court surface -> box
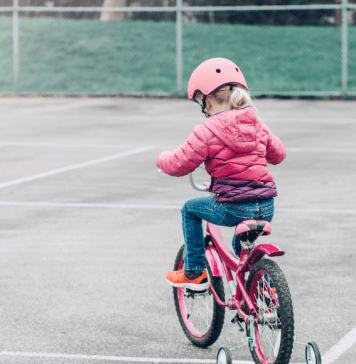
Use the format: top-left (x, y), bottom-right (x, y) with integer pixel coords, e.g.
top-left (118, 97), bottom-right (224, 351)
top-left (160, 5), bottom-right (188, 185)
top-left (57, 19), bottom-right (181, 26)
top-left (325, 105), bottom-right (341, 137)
top-left (0, 97), bottom-right (355, 364)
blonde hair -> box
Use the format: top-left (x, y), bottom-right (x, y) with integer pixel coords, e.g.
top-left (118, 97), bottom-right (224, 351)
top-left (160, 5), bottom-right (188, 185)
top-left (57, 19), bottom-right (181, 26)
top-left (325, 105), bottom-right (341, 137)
top-left (210, 84), bottom-right (258, 114)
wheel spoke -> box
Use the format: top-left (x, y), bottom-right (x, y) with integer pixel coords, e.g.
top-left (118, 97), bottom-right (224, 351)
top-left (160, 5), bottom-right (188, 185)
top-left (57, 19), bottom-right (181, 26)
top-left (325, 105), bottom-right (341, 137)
top-left (174, 248), bottom-right (225, 347)
top-left (246, 260), bottom-right (294, 364)
top-left (196, 294), bottom-right (213, 320)
top-left (192, 297), bottom-right (210, 329)
top-left (255, 274), bottom-right (281, 362)
top-left (183, 289), bottom-right (214, 334)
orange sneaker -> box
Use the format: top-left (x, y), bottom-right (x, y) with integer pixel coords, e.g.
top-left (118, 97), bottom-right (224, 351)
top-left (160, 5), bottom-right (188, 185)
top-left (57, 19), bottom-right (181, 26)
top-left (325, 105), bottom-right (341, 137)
top-left (166, 269), bottom-right (209, 291)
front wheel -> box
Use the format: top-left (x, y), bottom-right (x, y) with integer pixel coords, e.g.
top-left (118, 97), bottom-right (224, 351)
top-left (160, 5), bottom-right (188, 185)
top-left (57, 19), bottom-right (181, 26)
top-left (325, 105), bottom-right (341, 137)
top-left (173, 244), bottom-right (225, 347)
top-left (246, 259), bottom-right (294, 364)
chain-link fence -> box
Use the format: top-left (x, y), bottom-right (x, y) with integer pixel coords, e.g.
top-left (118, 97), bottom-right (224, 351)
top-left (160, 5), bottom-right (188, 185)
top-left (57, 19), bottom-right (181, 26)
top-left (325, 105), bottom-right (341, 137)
top-left (0, 0), bottom-right (355, 97)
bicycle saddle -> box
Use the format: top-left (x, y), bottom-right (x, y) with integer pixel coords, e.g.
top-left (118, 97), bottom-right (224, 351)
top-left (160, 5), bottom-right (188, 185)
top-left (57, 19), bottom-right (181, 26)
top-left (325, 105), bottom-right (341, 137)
top-left (235, 219), bottom-right (272, 243)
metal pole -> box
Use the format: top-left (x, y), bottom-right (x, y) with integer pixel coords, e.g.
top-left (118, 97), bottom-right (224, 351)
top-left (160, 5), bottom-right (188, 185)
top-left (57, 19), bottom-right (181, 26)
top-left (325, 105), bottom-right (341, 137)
top-left (341, 0), bottom-right (348, 95)
top-left (13, 0), bottom-right (19, 92)
top-left (176, 0), bottom-right (183, 95)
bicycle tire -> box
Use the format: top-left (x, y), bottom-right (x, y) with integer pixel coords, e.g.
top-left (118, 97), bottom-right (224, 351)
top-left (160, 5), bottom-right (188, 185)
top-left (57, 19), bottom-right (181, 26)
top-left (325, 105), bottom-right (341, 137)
top-left (246, 259), bottom-right (294, 364)
top-left (173, 244), bottom-right (225, 347)
top-left (305, 342), bottom-right (322, 364)
top-left (217, 347), bottom-right (233, 364)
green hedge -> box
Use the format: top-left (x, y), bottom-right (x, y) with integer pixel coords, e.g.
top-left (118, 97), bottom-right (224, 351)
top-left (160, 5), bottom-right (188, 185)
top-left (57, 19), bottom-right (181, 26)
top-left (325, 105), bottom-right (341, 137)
top-left (0, 16), bottom-right (355, 95)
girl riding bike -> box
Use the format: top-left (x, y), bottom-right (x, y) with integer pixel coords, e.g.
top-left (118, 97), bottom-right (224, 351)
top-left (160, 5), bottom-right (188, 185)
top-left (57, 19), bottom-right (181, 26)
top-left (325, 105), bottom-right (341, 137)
top-left (156, 57), bottom-right (286, 291)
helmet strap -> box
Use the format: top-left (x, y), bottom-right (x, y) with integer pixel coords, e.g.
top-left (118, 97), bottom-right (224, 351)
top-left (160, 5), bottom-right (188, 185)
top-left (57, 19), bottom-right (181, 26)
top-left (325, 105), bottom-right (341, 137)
top-left (193, 93), bottom-right (210, 118)
top-left (201, 95), bottom-right (210, 118)
top-left (200, 85), bottom-right (234, 117)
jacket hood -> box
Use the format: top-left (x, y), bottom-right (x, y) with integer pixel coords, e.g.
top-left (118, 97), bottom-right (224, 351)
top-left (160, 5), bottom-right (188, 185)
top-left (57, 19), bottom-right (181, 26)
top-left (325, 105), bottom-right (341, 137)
top-left (204, 107), bottom-right (261, 154)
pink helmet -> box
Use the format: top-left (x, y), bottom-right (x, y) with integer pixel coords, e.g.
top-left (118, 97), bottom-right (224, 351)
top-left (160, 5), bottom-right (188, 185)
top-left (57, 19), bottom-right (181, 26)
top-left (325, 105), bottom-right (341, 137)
top-left (187, 58), bottom-right (248, 100)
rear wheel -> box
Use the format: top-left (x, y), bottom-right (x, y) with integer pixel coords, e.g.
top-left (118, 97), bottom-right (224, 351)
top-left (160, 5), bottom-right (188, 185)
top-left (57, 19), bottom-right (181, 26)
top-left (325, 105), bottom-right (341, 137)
top-left (246, 259), bottom-right (294, 364)
top-left (173, 244), bottom-right (225, 347)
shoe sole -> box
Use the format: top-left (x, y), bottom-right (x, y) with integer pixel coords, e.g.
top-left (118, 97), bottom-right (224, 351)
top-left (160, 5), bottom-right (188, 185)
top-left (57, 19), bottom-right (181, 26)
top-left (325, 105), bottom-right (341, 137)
top-left (166, 278), bottom-right (209, 291)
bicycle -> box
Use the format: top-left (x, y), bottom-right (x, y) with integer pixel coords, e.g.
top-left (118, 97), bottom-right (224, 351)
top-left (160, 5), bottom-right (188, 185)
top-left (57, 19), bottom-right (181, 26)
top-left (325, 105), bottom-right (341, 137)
top-left (170, 172), bottom-right (322, 364)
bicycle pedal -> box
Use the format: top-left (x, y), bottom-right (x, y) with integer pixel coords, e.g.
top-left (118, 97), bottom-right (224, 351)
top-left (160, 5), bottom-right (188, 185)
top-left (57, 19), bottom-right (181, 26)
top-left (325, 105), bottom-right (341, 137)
top-left (231, 315), bottom-right (244, 332)
top-left (237, 321), bottom-right (244, 332)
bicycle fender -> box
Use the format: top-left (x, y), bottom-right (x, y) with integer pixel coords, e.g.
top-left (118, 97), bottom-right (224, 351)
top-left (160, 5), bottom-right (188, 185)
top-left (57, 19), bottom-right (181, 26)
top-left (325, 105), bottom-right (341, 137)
top-left (239, 244), bottom-right (285, 274)
top-left (205, 246), bottom-right (224, 277)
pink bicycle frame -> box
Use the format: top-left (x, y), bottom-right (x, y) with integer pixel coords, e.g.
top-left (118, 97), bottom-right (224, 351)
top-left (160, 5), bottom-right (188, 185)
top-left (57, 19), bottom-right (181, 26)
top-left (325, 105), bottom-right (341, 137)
top-left (205, 222), bottom-right (285, 323)
top-left (186, 172), bottom-right (284, 324)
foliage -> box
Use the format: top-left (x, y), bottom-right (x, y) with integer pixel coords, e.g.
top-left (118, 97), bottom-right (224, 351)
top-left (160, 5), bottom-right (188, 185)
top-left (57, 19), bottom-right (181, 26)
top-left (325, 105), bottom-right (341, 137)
top-left (0, 0), bottom-right (346, 25)
top-left (0, 16), bottom-right (355, 95)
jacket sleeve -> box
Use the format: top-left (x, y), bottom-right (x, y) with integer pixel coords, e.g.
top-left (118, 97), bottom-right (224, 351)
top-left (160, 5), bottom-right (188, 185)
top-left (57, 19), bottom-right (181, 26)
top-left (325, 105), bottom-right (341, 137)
top-left (261, 120), bottom-right (286, 165)
top-left (156, 124), bottom-right (208, 177)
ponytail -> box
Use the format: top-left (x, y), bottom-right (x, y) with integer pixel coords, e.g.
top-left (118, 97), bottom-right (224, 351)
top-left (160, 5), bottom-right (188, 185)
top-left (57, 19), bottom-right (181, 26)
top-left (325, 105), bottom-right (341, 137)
top-left (229, 86), bottom-right (258, 113)
top-left (209, 84), bottom-right (258, 114)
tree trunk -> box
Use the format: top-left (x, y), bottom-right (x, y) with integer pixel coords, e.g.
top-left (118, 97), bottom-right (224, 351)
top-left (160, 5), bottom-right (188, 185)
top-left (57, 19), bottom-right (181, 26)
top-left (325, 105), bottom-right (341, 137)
top-left (100, 0), bottom-right (126, 21)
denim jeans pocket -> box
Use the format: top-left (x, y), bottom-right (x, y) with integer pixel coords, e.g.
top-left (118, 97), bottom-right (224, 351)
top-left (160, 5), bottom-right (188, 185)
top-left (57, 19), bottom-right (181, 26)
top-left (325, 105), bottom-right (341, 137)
top-left (260, 211), bottom-right (274, 221)
top-left (219, 205), bottom-right (255, 226)
top-left (223, 204), bottom-right (256, 218)
top-left (213, 200), bottom-right (224, 212)
top-left (258, 204), bottom-right (274, 220)
top-left (260, 203), bottom-right (274, 213)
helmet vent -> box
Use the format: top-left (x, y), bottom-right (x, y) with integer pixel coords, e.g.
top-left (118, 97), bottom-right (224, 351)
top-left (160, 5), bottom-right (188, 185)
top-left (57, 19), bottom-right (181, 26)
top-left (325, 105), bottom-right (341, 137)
top-left (236, 68), bottom-right (239, 72)
top-left (216, 69), bottom-right (221, 73)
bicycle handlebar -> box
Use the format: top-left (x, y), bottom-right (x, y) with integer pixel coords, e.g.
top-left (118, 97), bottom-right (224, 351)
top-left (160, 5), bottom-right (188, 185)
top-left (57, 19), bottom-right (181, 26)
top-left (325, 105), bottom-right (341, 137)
top-left (158, 168), bottom-right (207, 192)
top-left (188, 173), bottom-right (207, 192)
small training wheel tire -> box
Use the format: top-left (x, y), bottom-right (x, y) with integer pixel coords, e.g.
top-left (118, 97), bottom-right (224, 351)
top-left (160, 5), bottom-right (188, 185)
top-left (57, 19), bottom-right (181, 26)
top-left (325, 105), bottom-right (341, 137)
top-left (305, 342), bottom-right (322, 364)
top-left (216, 347), bottom-right (232, 364)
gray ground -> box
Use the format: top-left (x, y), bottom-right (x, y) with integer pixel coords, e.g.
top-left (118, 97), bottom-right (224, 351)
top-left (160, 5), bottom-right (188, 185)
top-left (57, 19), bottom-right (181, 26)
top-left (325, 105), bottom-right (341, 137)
top-left (0, 97), bottom-right (355, 364)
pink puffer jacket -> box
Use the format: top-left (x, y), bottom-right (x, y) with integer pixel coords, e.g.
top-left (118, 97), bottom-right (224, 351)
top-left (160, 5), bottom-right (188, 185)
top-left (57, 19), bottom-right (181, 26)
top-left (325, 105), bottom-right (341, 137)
top-left (156, 107), bottom-right (286, 182)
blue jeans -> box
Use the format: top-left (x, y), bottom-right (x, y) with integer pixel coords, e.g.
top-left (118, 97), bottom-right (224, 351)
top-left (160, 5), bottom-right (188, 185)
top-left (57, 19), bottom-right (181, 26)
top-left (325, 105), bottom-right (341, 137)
top-left (181, 196), bottom-right (274, 271)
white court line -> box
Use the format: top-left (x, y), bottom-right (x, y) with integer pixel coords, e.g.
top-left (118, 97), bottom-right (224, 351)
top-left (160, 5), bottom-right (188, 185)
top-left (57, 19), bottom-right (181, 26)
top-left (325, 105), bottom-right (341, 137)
top-left (287, 147), bottom-right (356, 153)
top-left (322, 326), bottom-right (356, 364)
top-left (0, 142), bottom-right (355, 153)
top-left (0, 147), bottom-right (154, 190)
top-left (278, 208), bottom-right (356, 215)
top-left (0, 202), bottom-right (355, 215)
top-left (0, 100), bottom-right (106, 116)
top-left (0, 352), bottom-right (304, 364)
top-left (0, 141), bottom-right (141, 149)
top-left (0, 202), bottom-right (182, 209)
top-left (266, 117), bottom-right (356, 124)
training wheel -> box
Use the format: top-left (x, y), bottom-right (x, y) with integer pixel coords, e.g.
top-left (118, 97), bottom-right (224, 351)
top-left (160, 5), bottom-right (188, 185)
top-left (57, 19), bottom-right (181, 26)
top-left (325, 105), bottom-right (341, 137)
top-left (216, 347), bottom-right (232, 364)
top-left (305, 342), bottom-right (322, 364)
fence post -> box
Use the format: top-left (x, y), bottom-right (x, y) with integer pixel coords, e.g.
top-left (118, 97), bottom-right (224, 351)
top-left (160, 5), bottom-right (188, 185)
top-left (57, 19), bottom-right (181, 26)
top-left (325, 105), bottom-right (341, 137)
top-left (13, 0), bottom-right (19, 92)
top-left (341, 0), bottom-right (348, 95)
top-left (176, 0), bottom-right (183, 95)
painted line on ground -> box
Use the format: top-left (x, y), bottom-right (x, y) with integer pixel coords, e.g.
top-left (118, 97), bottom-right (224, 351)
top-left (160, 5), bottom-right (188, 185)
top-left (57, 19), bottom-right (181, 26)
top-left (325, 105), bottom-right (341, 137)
top-left (0, 146), bottom-right (154, 190)
top-left (287, 147), bottom-right (356, 153)
top-left (322, 326), bottom-right (356, 364)
top-left (0, 202), bottom-right (355, 215)
top-left (0, 142), bottom-right (355, 153)
top-left (0, 99), bottom-right (108, 116)
top-left (0, 202), bottom-right (182, 209)
top-left (278, 207), bottom-right (356, 214)
top-left (265, 117), bottom-right (356, 124)
top-left (0, 352), bottom-right (304, 364)
top-left (0, 141), bottom-right (141, 149)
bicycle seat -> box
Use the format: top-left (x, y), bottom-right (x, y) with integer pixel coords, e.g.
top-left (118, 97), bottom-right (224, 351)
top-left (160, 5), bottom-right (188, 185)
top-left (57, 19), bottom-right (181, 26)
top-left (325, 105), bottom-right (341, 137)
top-left (235, 219), bottom-right (272, 243)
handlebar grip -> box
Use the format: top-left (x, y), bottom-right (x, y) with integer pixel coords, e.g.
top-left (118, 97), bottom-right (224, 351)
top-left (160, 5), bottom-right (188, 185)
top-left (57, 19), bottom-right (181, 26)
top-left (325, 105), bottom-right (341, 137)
top-left (189, 173), bottom-right (207, 191)
top-left (158, 169), bottom-right (207, 192)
